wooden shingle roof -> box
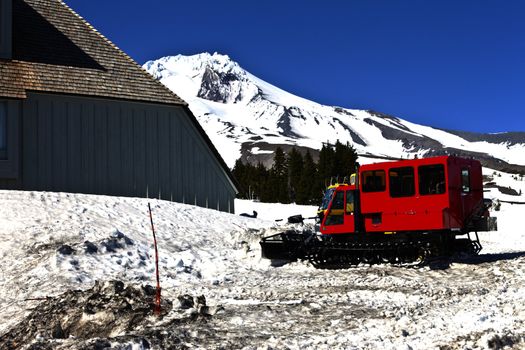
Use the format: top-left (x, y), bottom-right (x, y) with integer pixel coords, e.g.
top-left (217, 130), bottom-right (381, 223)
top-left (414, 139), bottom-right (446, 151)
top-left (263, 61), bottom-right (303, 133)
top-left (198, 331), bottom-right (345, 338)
top-left (0, 0), bottom-right (185, 105)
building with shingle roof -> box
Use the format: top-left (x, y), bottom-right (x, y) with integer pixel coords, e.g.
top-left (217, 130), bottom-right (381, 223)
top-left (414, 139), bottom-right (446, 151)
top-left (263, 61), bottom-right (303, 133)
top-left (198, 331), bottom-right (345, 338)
top-left (0, 0), bottom-right (238, 212)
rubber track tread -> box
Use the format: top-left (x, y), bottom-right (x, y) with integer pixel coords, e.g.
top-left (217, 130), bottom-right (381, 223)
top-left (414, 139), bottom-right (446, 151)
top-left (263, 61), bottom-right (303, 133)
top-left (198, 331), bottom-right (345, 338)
top-left (305, 235), bottom-right (476, 269)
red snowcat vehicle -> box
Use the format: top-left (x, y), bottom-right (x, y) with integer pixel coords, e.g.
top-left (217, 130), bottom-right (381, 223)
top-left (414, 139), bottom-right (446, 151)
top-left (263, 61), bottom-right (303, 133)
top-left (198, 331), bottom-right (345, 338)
top-left (260, 155), bottom-right (497, 267)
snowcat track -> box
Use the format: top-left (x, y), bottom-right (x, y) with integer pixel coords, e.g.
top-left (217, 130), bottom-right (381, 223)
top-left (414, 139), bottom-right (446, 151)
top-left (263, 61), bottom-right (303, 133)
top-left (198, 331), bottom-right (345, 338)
top-left (306, 237), bottom-right (435, 269)
top-left (260, 231), bottom-right (482, 269)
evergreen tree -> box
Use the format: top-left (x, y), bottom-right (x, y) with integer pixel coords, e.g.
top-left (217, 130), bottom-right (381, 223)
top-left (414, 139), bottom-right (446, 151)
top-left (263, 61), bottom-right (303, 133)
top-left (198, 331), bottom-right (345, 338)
top-left (334, 140), bottom-right (358, 179)
top-left (287, 148), bottom-right (304, 203)
top-left (232, 159), bottom-right (271, 201)
top-left (297, 150), bottom-right (317, 204)
top-left (318, 143), bottom-right (335, 187)
top-left (255, 162), bottom-right (270, 202)
top-left (272, 147), bottom-right (287, 177)
top-left (232, 159), bottom-right (247, 198)
top-left (231, 141), bottom-right (357, 204)
top-left (243, 162), bottom-right (258, 200)
top-left (270, 147), bottom-right (289, 203)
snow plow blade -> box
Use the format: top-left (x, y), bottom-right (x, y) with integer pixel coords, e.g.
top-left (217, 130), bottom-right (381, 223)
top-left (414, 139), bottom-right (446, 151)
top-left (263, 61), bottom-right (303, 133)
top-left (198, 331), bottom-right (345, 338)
top-left (260, 230), bottom-right (312, 261)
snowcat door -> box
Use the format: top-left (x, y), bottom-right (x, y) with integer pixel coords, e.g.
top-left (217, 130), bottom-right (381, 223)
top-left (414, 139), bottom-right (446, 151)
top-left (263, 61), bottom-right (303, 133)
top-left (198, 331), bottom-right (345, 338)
top-left (321, 189), bottom-right (355, 235)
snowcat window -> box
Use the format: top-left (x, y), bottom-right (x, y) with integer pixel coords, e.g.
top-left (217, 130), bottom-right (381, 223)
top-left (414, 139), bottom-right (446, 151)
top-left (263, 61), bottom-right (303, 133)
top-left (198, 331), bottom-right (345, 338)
top-left (461, 169), bottom-right (470, 193)
top-left (361, 170), bottom-right (386, 192)
top-left (345, 190), bottom-right (354, 214)
top-left (325, 191), bottom-right (344, 225)
top-left (419, 164), bottom-right (446, 195)
top-left (389, 167), bottom-right (415, 198)
top-left (320, 187), bottom-right (335, 211)
top-left (0, 102), bottom-right (6, 160)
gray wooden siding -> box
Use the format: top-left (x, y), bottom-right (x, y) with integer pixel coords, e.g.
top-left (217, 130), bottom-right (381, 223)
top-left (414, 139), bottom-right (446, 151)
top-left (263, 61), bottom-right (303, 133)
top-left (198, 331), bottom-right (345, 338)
top-left (0, 99), bottom-right (20, 179)
top-left (18, 92), bottom-right (236, 212)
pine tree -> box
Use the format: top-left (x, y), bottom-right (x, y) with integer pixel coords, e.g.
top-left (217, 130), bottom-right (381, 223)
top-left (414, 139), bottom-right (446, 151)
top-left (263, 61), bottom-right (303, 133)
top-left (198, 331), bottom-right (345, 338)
top-left (287, 148), bottom-right (304, 203)
top-left (254, 162), bottom-right (269, 201)
top-left (332, 140), bottom-right (344, 178)
top-left (232, 159), bottom-right (247, 198)
top-left (318, 143), bottom-right (335, 187)
top-left (244, 162), bottom-right (258, 200)
top-left (334, 140), bottom-right (358, 179)
top-left (232, 159), bottom-right (272, 201)
top-left (231, 141), bottom-right (357, 204)
top-left (272, 147), bottom-right (286, 176)
top-left (271, 147), bottom-right (289, 203)
top-left (297, 150), bottom-right (317, 204)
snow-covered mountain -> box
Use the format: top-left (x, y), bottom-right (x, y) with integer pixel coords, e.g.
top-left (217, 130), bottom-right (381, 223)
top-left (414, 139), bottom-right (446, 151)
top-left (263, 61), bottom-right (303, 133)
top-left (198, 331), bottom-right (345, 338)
top-left (143, 53), bottom-right (525, 172)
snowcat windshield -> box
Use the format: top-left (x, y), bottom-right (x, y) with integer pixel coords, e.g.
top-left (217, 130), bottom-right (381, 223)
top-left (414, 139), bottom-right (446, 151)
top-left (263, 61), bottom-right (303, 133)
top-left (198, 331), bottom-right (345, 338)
top-left (319, 188), bottom-right (336, 211)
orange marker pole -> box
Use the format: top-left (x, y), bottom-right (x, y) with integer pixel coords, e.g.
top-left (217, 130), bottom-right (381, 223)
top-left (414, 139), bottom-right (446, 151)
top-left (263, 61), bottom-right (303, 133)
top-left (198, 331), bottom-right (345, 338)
top-left (148, 203), bottom-right (161, 315)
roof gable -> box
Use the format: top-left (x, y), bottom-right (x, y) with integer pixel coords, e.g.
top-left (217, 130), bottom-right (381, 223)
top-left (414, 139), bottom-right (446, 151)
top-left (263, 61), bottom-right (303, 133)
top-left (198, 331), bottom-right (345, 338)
top-left (0, 0), bottom-right (185, 105)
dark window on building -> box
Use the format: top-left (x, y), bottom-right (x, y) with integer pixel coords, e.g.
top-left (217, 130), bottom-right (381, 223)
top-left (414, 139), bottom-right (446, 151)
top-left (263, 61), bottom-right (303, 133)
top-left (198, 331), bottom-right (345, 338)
top-left (0, 102), bottom-right (6, 160)
top-left (419, 164), bottom-right (446, 195)
top-left (461, 169), bottom-right (470, 193)
top-left (389, 167), bottom-right (415, 197)
top-left (345, 190), bottom-right (354, 214)
top-left (325, 191), bottom-right (344, 225)
top-left (362, 170), bottom-right (386, 192)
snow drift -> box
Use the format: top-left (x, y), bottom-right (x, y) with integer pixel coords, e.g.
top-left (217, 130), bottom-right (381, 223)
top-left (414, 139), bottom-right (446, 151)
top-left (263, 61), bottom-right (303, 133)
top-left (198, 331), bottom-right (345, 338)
top-left (0, 175), bottom-right (524, 349)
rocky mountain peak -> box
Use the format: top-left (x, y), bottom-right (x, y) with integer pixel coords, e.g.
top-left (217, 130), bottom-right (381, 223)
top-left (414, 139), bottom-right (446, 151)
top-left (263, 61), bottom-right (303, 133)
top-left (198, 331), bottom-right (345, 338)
top-left (144, 53), bottom-right (525, 172)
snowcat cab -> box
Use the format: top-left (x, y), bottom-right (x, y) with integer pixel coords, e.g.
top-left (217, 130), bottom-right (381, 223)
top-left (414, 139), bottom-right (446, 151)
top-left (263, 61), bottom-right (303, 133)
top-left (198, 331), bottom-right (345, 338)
top-left (317, 174), bottom-right (357, 221)
top-left (320, 184), bottom-right (359, 235)
top-left (260, 155), bottom-right (497, 268)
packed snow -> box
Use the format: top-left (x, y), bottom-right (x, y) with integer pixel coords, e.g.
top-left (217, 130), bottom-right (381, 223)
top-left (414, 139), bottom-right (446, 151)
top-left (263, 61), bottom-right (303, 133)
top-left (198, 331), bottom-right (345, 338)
top-left (1, 171), bottom-right (525, 349)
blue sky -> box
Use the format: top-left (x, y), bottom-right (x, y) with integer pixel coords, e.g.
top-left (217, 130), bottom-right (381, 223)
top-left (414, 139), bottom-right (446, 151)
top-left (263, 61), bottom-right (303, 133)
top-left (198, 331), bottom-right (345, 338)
top-left (66, 0), bottom-right (524, 133)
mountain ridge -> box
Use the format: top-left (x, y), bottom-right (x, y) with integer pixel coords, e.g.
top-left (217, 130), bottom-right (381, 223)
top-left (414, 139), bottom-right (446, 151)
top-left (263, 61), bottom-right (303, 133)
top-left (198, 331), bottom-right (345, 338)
top-left (144, 52), bottom-right (525, 173)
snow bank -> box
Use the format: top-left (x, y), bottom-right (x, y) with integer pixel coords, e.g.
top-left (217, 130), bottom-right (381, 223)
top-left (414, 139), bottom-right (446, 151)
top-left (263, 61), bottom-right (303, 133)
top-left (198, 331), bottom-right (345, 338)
top-left (0, 191), bottom-right (286, 335)
top-left (0, 183), bottom-right (524, 349)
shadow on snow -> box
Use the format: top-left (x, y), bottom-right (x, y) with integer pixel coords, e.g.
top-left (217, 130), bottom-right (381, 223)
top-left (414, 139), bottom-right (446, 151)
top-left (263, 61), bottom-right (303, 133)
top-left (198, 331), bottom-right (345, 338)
top-left (453, 251), bottom-right (525, 265)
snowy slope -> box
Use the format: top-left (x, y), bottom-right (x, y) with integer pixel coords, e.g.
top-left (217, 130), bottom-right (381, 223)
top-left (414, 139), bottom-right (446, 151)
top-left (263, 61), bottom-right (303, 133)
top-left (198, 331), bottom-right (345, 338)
top-left (0, 191), bottom-right (277, 334)
top-left (1, 179), bottom-right (525, 348)
top-left (1, 53), bottom-right (524, 348)
top-left (144, 53), bottom-right (525, 171)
